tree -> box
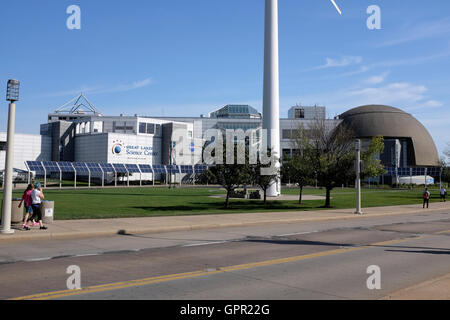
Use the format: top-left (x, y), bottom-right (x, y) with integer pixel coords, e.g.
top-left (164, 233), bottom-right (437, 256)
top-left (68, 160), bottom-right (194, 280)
top-left (361, 135), bottom-right (387, 181)
top-left (309, 119), bottom-right (356, 208)
top-left (251, 148), bottom-right (280, 204)
top-left (284, 126), bottom-right (315, 204)
top-left (445, 142), bottom-right (450, 162)
top-left (214, 143), bottom-right (251, 209)
top-left (440, 157), bottom-right (450, 187)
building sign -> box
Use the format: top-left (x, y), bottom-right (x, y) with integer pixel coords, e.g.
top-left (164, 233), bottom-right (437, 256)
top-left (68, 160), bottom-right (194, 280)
top-left (111, 139), bottom-right (159, 161)
top-left (112, 140), bottom-right (125, 156)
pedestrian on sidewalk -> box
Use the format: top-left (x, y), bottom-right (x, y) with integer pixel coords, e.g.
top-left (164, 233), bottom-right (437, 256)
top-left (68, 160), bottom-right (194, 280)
top-left (441, 186), bottom-right (447, 202)
top-left (31, 182), bottom-right (48, 230)
top-left (18, 184), bottom-right (37, 230)
top-left (423, 187), bottom-right (431, 209)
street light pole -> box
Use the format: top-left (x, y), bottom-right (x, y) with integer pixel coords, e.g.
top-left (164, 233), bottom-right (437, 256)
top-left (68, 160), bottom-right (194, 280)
top-left (1, 80), bottom-right (20, 235)
top-left (355, 139), bottom-right (363, 215)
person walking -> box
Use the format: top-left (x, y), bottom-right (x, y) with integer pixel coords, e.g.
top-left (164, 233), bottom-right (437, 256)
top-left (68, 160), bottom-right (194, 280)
top-left (423, 187), bottom-right (431, 209)
top-left (18, 184), bottom-right (38, 230)
top-left (31, 182), bottom-right (47, 230)
top-left (441, 186), bottom-right (447, 202)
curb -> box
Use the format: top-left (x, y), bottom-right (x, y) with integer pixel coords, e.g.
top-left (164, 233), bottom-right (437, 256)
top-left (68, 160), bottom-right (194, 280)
top-left (1, 205), bottom-right (447, 243)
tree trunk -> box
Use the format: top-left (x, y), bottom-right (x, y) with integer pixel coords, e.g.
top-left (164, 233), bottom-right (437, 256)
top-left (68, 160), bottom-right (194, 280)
top-left (225, 191), bottom-right (230, 209)
top-left (264, 189), bottom-right (267, 205)
top-left (298, 185), bottom-right (303, 204)
top-left (325, 187), bottom-right (332, 208)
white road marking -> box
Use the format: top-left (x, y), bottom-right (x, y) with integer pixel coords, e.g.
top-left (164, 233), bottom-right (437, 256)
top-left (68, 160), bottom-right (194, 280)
top-left (277, 231), bottom-right (319, 237)
top-left (183, 241), bottom-right (229, 247)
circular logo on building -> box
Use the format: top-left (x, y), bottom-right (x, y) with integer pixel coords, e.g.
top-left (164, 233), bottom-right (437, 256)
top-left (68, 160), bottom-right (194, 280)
top-left (112, 140), bottom-right (124, 156)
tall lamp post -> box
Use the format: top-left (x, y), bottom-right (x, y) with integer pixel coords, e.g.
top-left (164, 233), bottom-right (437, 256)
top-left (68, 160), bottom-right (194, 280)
top-left (1, 79), bottom-right (20, 235)
top-left (355, 139), bottom-right (363, 215)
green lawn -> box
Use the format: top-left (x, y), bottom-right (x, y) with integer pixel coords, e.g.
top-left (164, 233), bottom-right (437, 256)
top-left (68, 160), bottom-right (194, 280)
top-left (0, 186), bottom-right (441, 220)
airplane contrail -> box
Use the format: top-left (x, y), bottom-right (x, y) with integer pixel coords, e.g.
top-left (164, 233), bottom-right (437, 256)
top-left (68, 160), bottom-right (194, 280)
top-left (330, 0), bottom-right (342, 15)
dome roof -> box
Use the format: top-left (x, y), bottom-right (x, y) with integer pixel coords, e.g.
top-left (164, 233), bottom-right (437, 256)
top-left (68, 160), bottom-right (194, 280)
top-left (339, 105), bottom-right (439, 166)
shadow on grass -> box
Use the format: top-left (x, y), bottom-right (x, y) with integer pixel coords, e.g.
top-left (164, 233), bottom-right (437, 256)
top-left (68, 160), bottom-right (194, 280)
top-left (133, 201), bottom-right (320, 213)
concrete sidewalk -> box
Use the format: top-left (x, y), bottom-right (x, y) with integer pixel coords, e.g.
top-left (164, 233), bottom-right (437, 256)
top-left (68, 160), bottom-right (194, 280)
top-left (382, 273), bottom-right (450, 300)
top-left (1, 202), bottom-right (449, 243)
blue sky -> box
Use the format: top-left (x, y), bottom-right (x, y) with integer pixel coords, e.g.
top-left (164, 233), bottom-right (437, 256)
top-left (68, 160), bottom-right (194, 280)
top-left (1, 0), bottom-right (449, 156)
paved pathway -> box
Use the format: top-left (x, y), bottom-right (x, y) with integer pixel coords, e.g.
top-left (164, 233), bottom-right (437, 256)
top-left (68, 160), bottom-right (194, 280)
top-left (1, 202), bottom-right (448, 243)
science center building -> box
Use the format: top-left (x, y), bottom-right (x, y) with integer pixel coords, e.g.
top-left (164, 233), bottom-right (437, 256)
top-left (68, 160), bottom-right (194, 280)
top-left (0, 94), bottom-right (441, 184)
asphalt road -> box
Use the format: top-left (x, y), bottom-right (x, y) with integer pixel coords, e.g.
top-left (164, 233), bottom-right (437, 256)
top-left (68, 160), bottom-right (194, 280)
top-left (1, 210), bottom-right (449, 300)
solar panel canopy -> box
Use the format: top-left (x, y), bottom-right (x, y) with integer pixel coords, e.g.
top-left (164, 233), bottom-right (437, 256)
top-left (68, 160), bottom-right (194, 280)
top-left (138, 164), bottom-right (153, 173)
top-left (125, 164), bottom-right (140, 173)
top-left (26, 161), bottom-right (45, 173)
top-left (113, 164), bottom-right (128, 173)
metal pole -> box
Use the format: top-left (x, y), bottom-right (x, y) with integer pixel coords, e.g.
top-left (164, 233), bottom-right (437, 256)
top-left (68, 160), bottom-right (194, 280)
top-left (263, 0), bottom-right (281, 197)
top-left (1, 102), bottom-right (16, 234)
top-left (410, 168), bottom-right (413, 189)
top-left (355, 139), bottom-right (362, 215)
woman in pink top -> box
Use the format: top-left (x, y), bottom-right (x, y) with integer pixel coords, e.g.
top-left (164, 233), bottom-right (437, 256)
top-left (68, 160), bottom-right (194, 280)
top-left (18, 184), bottom-right (37, 230)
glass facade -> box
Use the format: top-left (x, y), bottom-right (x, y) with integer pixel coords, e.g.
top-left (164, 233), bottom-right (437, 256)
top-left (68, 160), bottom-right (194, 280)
top-left (139, 122), bottom-right (159, 135)
top-left (210, 105), bottom-right (261, 119)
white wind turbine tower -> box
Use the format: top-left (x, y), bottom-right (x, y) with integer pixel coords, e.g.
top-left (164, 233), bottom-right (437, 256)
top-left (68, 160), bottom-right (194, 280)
top-left (262, 0), bottom-right (281, 197)
top-left (262, 0), bottom-right (342, 197)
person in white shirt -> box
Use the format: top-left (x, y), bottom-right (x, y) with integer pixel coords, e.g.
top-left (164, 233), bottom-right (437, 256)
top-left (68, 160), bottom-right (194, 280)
top-left (31, 182), bottom-right (47, 230)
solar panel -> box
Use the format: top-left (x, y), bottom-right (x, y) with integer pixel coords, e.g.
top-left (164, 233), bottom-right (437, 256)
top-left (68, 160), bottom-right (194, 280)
top-left (180, 165), bottom-right (194, 174)
top-left (26, 161), bottom-right (45, 173)
top-left (125, 164), bottom-right (140, 173)
top-left (112, 164), bottom-right (128, 173)
top-left (138, 164), bottom-right (153, 173)
top-left (86, 163), bottom-right (103, 173)
top-left (73, 162), bottom-right (89, 173)
top-left (152, 165), bottom-right (166, 174)
top-left (194, 164), bottom-right (208, 174)
top-left (99, 163), bottom-right (115, 173)
top-left (42, 161), bottom-right (60, 173)
top-left (58, 162), bottom-right (75, 173)
top-left (166, 165), bottom-right (180, 174)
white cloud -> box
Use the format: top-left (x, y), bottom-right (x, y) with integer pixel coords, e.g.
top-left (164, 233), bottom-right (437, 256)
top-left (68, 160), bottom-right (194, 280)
top-left (311, 56), bottom-right (362, 70)
top-left (378, 17), bottom-right (450, 47)
top-left (423, 100), bottom-right (444, 108)
top-left (41, 78), bottom-right (154, 97)
top-left (347, 82), bottom-right (428, 106)
top-left (364, 72), bottom-right (390, 85)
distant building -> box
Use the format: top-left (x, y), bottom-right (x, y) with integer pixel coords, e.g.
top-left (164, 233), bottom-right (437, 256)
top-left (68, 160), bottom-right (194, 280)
top-left (2, 94), bottom-right (440, 186)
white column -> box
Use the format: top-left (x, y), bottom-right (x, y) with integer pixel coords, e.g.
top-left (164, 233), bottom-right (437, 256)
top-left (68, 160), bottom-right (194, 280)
top-left (1, 103), bottom-right (16, 234)
top-left (263, 0), bottom-right (281, 197)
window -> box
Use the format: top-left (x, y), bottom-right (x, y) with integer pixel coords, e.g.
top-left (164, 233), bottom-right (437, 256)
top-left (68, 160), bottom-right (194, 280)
top-left (188, 131), bottom-right (193, 139)
top-left (139, 122), bottom-right (156, 135)
top-left (146, 123), bottom-right (155, 134)
top-left (139, 122), bottom-right (146, 134)
top-left (295, 108), bottom-right (305, 119)
top-left (282, 130), bottom-right (292, 140)
top-left (0, 142), bottom-right (6, 151)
